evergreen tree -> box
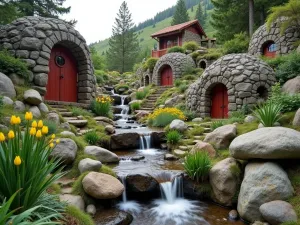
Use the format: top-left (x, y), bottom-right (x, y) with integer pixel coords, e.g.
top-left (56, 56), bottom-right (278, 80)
top-left (171, 0), bottom-right (190, 26)
top-left (106, 1), bottom-right (139, 73)
top-left (195, 2), bottom-right (206, 25)
top-left (191, 5), bottom-right (194, 12)
top-left (0, 0), bottom-right (19, 25)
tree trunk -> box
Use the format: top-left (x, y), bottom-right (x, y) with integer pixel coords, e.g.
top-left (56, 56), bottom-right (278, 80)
top-left (249, 0), bottom-right (254, 37)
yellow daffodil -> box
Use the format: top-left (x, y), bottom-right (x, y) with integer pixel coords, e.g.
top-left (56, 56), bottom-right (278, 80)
top-left (42, 126), bottom-right (48, 135)
top-left (56, 139), bottom-right (60, 144)
top-left (0, 132), bottom-right (5, 142)
top-left (30, 127), bottom-right (36, 136)
top-left (49, 143), bottom-right (54, 148)
top-left (32, 120), bottom-right (37, 128)
top-left (25, 112), bottom-right (33, 121)
top-left (36, 130), bottom-right (42, 138)
top-left (51, 134), bottom-right (55, 139)
top-left (8, 130), bottom-right (15, 139)
top-left (14, 156), bottom-right (21, 166)
top-left (37, 120), bottom-right (43, 128)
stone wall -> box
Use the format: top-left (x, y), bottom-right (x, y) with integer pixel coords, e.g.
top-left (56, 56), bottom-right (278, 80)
top-left (182, 30), bottom-right (202, 46)
top-left (0, 16), bottom-right (96, 103)
top-left (248, 21), bottom-right (300, 56)
top-left (152, 53), bottom-right (195, 86)
top-left (186, 54), bottom-right (276, 117)
top-left (197, 58), bottom-right (214, 70)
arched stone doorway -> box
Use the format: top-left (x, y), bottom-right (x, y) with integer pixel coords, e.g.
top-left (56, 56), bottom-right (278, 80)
top-left (161, 65), bottom-right (173, 86)
top-left (199, 60), bottom-right (207, 69)
top-left (145, 75), bottom-right (150, 86)
top-left (257, 86), bottom-right (268, 100)
top-left (211, 83), bottom-right (228, 119)
top-left (262, 41), bottom-right (276, 58)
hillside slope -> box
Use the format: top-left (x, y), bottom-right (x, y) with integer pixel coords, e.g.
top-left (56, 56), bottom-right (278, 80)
top-left (92, 7), bottom-right (215, 55)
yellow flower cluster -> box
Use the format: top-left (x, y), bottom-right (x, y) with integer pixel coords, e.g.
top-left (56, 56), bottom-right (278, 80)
top-left (10, 115), bottom-right (21, 125)
top-left (48, 134), bottom-right (60, 148)
top-left (30, 120), bottom-right (48, 138)
top-left (96, 96), bottom-right (113, 104)
top-left (148, 107), bottom-right (186, 120)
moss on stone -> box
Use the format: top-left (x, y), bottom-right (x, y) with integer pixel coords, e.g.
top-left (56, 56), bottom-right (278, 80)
top-left (65, 205), bottom-right (95, 225)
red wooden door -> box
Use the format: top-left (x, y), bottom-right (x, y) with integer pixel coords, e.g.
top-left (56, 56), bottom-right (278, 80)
top-left (211, 84), bottom-right (228, 119)
top-left (263, 43), bottom-right (276, 58)
top-left (45, 45), bottom-right (77, 102)
top-left (161, 66), bottom-right (173, 86)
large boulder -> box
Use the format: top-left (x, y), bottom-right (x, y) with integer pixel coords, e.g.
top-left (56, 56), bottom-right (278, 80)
top-left (78, 158), bottom-right (102, 174)
top-left (260, 201), bottom-right (297, 225)
top-left (293, 108), bottom-right (300, 126)
top-left (110, 133), bottom-right (140, 150)
top-left (14, 101), bottom-right (25, 112)
top-left (38, 102), bottom-right (49, 113)
top-left (169, 119), bottom-right (188, 132)
top-left (82, 172), bottom-right (124, 199)
top-left (230, 127), bottom-right (300, 159)
top-left (29, 106), bottom-right (41, 118)
top-left (126, 174), bottom-right (159, 193)
top-left (47, 112), bottom-right (60, 125)
top-left (237, 162), bottom-right (294, 222)
top-left (2, 96), bottom-right (13, 105)
top-left (282, 76), bottom-right (300, 94)
top-left (84, 146), bottom-right (119, 163)
top-left (190, 141), bottom-right (216, 158)
top-left (59, 194), bottom-right (85, 211)
top-left (23, 89), bottom-right (42, 105)
top-left (0, 72), bottom-right (16, 98)
top-left (204, 125), bottom-right (237, 149)
top-left (50, 138), bottom-right (78, 165)
top-left (151, 131), bottom-right (166, 148)
top-left (209, 158), bottom-right (241, 206)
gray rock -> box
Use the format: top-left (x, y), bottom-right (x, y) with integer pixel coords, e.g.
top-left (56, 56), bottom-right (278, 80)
top-left (260, 200), bottom-right (297, 225)
top-left (60, 122), bottom-right (71, 131)
top-left (51, 138), bottom-right (78, 165)
top-left (9, 74), bottom-right (25, 85)
top-left (0, 72), bottom-right (16, 98)
top-left (94, 209), bottom-right (133, 225)
top-left (24, 89), bottom-right (42, 105)
top-left (14, 101), bottom-right (25, 112)
top-left (34, 73), bottom-right (48, 86)
top-left (47, 112), bottom-right (60, 125)
top-left (169, 119), bottom-right (188, 132)
top-left (78, 158), bottom-right (102, 174)
top-left (293, 108), bottom-right (300, 126)
top-left (282, 76), bottom-right (300, 94)
top-left (244, 115), bottom-right (256, 123)
top-left (59, 194), bottom-right (85, 211)
top-left (2, 96), bottom-right (13, 105)
top-left (29, 106), bottom-right (41, 118)
top-left (230, 127), bottom-right (300, 159)
top-left (105, 125), bottom-right (115, 134)
top-left (38, 103), bottom-right (49, 113)
top-left (237, 162), bottom-right (294, 222)
top-left (192, 118), bottom-right (203, 122)
top-left (60, 131), bottom-right (75, 137)
top-left (20, 37), bottom-right (42, 50)
top-left (84, 146), bottom-right (119, 163)
top-left (164, 153), bottom-right (178, 161)
top-left (86, 204), bottom-right (96, 217)
top-left (204, 125), bottom-right (237, 149)
top-left (110, 133), bottom-right (140, 150)
top-left (229, 210), bottom-right (239, 220)
top-left (126, 173), bottom-right (159, 193)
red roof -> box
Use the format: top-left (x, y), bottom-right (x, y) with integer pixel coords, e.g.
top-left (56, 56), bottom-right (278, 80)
top-left (151, 20), bottom-right (207, 38)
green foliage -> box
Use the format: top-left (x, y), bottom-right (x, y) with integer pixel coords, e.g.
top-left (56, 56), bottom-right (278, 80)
top-left (190, 51), bottom-right (200, 60)
top-left (183, 110), bottom-right (196, 121)
top-left (115, 84), bottom-right (129, 94)
top-left (149, 113), bottom-right (179, 127)
top-left (175, 79), bottom-right (181, 87)
top-left (253, 101), bottom-right (283, 127)
top-left (223, 32), bottom-right (250, 54)
top-left (0, 1), bottom-right (20, 25)
top-left (144, 57), bottom-right (159, 72)
top-left (166, 130), bottom-right (181, 145)
top-left (84, 130), bottom-right (100, 145)
top-left (197, 49), bottom-right (223, 60)
top-left (133, 62), bottom-right (143, 73)
top-left (178, 83), bottom-right (188, 93)
top-left (90, 46), bottom-right (106, 70)
top-left (43, 120), bottom-right (57, 135)
top-left (236, 122), bottom-right (258, 135)
top-left (65, 205), bottom-right (95, 225)
top-left (183, 41), bottom-right (199, 52)
top-left (136, 87), bottom-right (150, 100)
top-left (131, 102), bottom-right (141, 111)
top-left (171, 0), bottom-right (190, 26)
top-left (195, 2), bottom-right (206, 25)
top-left (167, 46), bottom-right (185, 53)
top-left (0, 50), bottom-right (30, 80)
top-left (210, 120), bottom-right (225, 130)
top-left (228, 110), bottom-right (245, 124)
top-left (187, 126), bottom-right (204, 139)
top-left (183, 74), bottom-right (197, 80)
top-left (91, 96), bottom-right (113, 118)
top-left (184, 151), bottom-right (212, 182)
top-left (48, 183), bottom-right (61, 195)
top-left (100, 165), bottom-right (116, 177)
top-left (71, 107), bottom-right (92, 117)
top-left (72, 172), bottom-right (89, 196)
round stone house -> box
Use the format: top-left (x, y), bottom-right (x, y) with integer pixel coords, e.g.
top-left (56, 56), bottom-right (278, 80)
top-left (0, 16), bottom-right (96, 103)
top-left (152, 53), bottom-right (195, 86)
top-left (197, 58), bottom-right (214, 70)
top-left (142, 69), bottom-right (151, 86)
top-left (248, 20), bottom-right (300, 58)
top-left (186, 54), bottom-right (276, 118)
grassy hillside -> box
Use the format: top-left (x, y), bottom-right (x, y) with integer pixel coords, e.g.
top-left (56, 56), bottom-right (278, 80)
top-left (93, 7), bottom-right (215, 55)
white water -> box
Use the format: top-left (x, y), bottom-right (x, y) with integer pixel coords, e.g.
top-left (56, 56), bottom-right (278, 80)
top-left (139, 134), bottom-right (152, 150)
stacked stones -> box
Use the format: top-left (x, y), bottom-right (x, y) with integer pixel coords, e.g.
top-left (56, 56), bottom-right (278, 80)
top-left (0, 16), bottom-right (96, 103)
top-left (248, 20), bottom-right (300, 56)
top-left (186, 54), bottom-right (276, 117)
top-left (182, 29), bottom-right (202, 46)
top-left (152, 53), bottom-right (195, 86)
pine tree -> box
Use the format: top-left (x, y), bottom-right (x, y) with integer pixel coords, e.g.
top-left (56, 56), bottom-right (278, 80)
top-left (171, 0), bottom-right (190, 26)
top-left (195, 2), bottom-right (205, 26)
top-left (106, 1), bottom-right (139, 73)
top-left (0, 0), bottom-right (19, 25)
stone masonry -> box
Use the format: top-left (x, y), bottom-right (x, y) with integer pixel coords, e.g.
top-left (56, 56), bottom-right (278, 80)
top-left (0, 16), bottom-right (96, 103)
top-left (182, 30), bottom-right (202, 46)
top-left (186, 54), bottom-right (276, 117)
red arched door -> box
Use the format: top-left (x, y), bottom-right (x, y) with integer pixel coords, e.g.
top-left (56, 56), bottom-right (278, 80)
top-left (161, 66), bottom-right (173, 86)
top-left (263, 42), bottom-right (276, 58)
top-left (45, 45), bottom-right (77, 102)
top-left (211, 84), bottom-right (228, 119)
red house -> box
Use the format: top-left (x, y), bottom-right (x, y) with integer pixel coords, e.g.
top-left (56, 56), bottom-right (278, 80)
top-left (151, 20), bottom-right (207, 58)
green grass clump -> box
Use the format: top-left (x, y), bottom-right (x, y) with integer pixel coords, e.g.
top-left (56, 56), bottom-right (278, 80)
top-left (136, 87), bottom-right (150, 100)
top-left (210, 120), bottom-right (226, 130)
top-left (84, 130), bottom-right (100, 145)
top-left (166, 130), bottom-right (181, 145)
top-left (72, 172), bottom-right (89, 196)
top-left (236, 122), bottom-right (258, 135)
top-left (65, 205), bottom-right (95, 225)
top-left (253, 101), bottom-right (282, 127)
top-left (71, 107), bottom-right (92, 117)
top-left (100, 165), bottom-right (116, 177)
top-left (149, 113), bottom-right (179, 127)
top-left (183, 110), bottom-right (196, 121)
top-left (183, 41), bottom-right (199, 52)
top-left (187, 126), bottom-right (205, 138)
top-left (184, 152), bottom-right (212, 182)
top-left (167, 46), bottom-right (184, 53)
top-left (131, 102), bottom-right (141, 111)
top-left (47, 183), bottom-right (61, 195)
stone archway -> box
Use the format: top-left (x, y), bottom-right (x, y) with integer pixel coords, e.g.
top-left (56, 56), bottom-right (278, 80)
top-left (198, 59), bottom-right (207, 70)
top-left (145, 75), bottom-right (150, 86)
top-left (261, 41), bottom-right (276, 58)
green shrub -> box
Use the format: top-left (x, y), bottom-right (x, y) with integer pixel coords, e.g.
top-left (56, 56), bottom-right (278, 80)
top-left (253, 101), bottom-right (283, 127)
top-left (187, 126), bottom-right (205, 137)
top-left (84, 130), bottom-right (100, 145)
top-left (183, 110), bottom-right (196, 121)
top-left (183, 41), bottom-right (199, 52)
top-left (144, 57), bottom-right (159, 72)
top-left (197, 49), bottom-right (223, 61)
top-left (71, 107), bottom-right (92, 117)
top-left (175, 79), bottom-right (181, 87)
top-left (190, 51), bottom-right (200, 60)
top-left (0, 50), bottom-right (30, 80)
top-left (183, 67), bottom-right (203, 76)
top-left (147, 108), bottom-right (186, 127)
top-left (131, 102), bottom-right (141, 111)
top-left (91, 96), bottom-right (113, 118)
top-left (228, 110), bottom-right (245, 124)
top-left (136, 87), bottom-right (150, 100)
top-left (211, 120), bottom-right (226, 130)
top-left (133, 62), bottom-right (143, 73)
top-left (166, 130), bottom-right (181, 145)
top-left (178, 84), bottom-right (188, 93)
top-left (223, 32), bottom-right (250, 54)
top-left (43, 120), bottom-right (57, 135)
top-left (184, 152), bottom-right (212, 182)
top-left (65, 205), bottom-right (95, 225)
top-left (183, 74), bottom-right (197, 80)
top-left (167, 46), bottom-right (184, 53)
top-left (115, 84), bottom-right (129, 94)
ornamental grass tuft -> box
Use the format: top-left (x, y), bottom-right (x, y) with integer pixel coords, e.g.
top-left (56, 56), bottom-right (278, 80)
top-left (147, 107), bottom-right (186, 127)
top-left (166, 130), bottom-right (181, 145)
top-left (253, 101), bottom-right (283, 127)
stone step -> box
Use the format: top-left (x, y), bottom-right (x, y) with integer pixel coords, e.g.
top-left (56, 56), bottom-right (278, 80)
top-left (60, 112), bottom-right (73, 117)
top-left (68, 120), bottom-right (88, 128)
top-left (61, 187), bottom-right (73, 194)
top-left (64, 117), bottom-right (79, 121)
top-left (49, 104), bottom-right (64, 108)
top-left (54, 108), bottom-right (69, 112)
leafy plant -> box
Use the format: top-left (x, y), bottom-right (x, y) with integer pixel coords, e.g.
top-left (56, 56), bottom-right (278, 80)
top-left (210, 120), bottom-right (226, 130)
top-left (166, 130), bottom-right (181, 145)
top-left (84, 130), bottom-right (100, 145)
top-left (183, 41), bottom-right (199, 52)
top-left (136, 87), bottom-right (150, 100)
top-left (131, 102), bottom-right (141, 111)
top-left (223, 32), bottom-right (250, 54)
top-left (253, 101), bottom-right (283, 127)
top-left (197, 49), bottom-right (223, 61)
top-left (184, 152), bottom-right (212, 182)
top-left (183, 110), bottom-right (196, 121)
top-left (91, 96), bottom-right (113, 118)
top-left (174, 79), bottom-right (181, 87)
top-left (147, 108), bottom-right (186, 127)
top-left (167, 46), bottom-right (184, 53)
top-left (144, 57), bottom-right (158, 72)
top-left (187, 126), bottom-right (205, 138)
top-left (71, 107), bottom-right (92, 117)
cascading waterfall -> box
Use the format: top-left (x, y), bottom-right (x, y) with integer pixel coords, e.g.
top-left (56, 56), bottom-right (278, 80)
top-left (139, 133), bottom-right (152, 150)
top-left (120, 96), bottom-right (129, 115)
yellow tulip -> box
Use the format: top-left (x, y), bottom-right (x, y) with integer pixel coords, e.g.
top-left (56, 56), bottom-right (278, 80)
top-left (36, 130), bottom-right (42, 138)
top-left (37, 120), bottom-right (43, 128)
top-left (42, 126), bottom-right (48, 135)
top-left (51, 134), bottom-right (55, 139)
top-left (49, 143), bottom-right (54, 148)
top-left (25, 112), bottom-right (33, 121)
top-left (0, 132), bottom-right (5, 142)
top-left (8, 130), bottom-right (15, 139)
top-left (56, 139), bottom-right (60, 144)
top-left (30, 127), bottom-right (36, 136)
top-left (14, 156), bottom-right (21, 166)
top-left (32, 120), bottom-right (37, 128)
top-left (10, 115), bottom-right (17, 125)
top-left (16, 117), bottom-right (21, 125)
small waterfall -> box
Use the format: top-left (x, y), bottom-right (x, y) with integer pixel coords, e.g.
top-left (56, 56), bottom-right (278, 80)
top-left (120, 96), bottom-right (129, 115)
top-left (111, 89), bottom-right (115, 95)
top-left (121, 176), bottom-right (127, 202)
top-left (159, 176), bottom-right (183, 204)
top-left (139, 133), bottom-right (151, 150)
top-left (121, 96), bottom-right (125, 105)
top-left (139, 135), bottom-right (145, 150)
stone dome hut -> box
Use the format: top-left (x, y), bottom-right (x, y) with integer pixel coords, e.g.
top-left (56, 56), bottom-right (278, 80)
top-left (152, 53), bottom-right (195, 86)
top-left (0, 16), bottom-right (96, 104)
top-left (186, 54), bottom-right (276, 118)
top-left (248, 20), bottom-right (300, 58)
